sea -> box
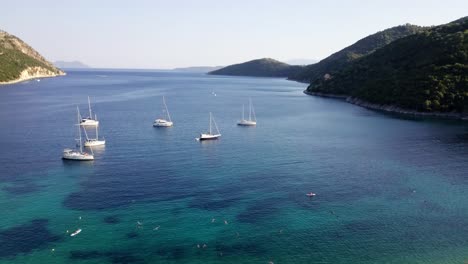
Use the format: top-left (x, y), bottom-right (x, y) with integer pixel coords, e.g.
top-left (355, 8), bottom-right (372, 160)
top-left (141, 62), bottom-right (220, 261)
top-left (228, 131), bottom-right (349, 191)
top-left (0, 70), bottom-right (467, 264)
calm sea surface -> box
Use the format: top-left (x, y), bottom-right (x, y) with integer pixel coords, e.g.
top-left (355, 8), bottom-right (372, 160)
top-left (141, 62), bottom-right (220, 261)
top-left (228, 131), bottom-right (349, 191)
top-left (0, 70), bottom-right (467, 264)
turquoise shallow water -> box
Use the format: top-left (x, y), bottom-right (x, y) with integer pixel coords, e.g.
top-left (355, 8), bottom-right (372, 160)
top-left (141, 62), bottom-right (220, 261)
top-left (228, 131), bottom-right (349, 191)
top-left (0, 70), bottom-right (467, 263)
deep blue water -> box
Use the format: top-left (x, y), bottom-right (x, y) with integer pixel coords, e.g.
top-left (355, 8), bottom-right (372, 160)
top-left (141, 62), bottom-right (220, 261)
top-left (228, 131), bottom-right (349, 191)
top-left (0, 70), bottom-right (467, 263)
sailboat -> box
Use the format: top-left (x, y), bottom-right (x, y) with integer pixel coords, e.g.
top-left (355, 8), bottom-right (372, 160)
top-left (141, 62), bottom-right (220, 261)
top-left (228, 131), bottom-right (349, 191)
top-left (153, 96), bottom-right (173, 127)
top-left (237, 98), bottom-right (256, 126)
top-left (63, 107), bottom-right (94, 161)
top-left (197, 112), bottom-right (221, 140)
top-left (80, 96), bottom-right (99, 126)
top-left (84, 114), bottom-right (106, 147)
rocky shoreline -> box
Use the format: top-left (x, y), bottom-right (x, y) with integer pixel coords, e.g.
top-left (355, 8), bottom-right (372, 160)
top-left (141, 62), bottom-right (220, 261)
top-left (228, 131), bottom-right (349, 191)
top-left (0, 66), bottom-right (66, 85)
top-left (303, 90), bottom-right (348, 99)
top-left (304, 90), bottom-right (468, 121)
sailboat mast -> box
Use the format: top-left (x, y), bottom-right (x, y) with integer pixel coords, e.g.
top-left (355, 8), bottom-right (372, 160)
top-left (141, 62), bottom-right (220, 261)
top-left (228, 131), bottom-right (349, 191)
top-left (163, 96), bottom-right (171, 122)
top-left (248, 98), bottom-right (252, 121)
top-left (88, 96), bottom-right (92, 118)
top-left (242, 105), bottom-right (245, 120)
top-left (209, 112), bottom-right (212, 135)
top-left (95, 115), bottom-right (99, 139)
top-left (77, 107), bottom-right (83, 153)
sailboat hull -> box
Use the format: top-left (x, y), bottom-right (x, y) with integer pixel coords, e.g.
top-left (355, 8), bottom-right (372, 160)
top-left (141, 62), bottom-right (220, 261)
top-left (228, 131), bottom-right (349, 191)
top-left (237, 120), bottom-right (256, 126)
top-left (153, 119), bottom-right (173, 127)
top-left (198, 133), bottom-right (221, 140)
top-left (80, 119), bottom-right (99, 126)
top-left (84, 140), bottom-right (106, 147)
top-left (62, 150), bottom-right (94, 161)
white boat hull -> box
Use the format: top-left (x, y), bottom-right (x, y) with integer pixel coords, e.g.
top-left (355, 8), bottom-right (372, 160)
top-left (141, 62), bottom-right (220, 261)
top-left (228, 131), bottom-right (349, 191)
top-left (84, 140), bottom-right (106, 147)
top-left (153, 119), bottom-right (173, 127)
top-left (198, 133), bottom-right (221, 141)
top-left (237, 120), bottom-right (257, 126)
top-left (80, 119), bottom-right (99, 126)
top-left (62, 149), bottom-right (94, 161)
top-left (70, 229), bottom-right (82, 236)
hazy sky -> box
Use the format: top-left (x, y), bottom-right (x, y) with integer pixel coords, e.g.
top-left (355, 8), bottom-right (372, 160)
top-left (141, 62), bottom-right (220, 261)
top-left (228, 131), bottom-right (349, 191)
top-left (1, 0), bottom-right (467, 69)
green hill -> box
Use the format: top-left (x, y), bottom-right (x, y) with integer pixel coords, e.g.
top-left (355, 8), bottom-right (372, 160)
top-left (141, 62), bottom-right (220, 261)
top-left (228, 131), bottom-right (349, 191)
top-left (0, 30), bottom-right (65, 84)
top-left (306, 17), bottom-right (468, 114)
top-left (289, 24), bottom-right (426, 82)
top-left (208, 58), bottom-right (303, 77)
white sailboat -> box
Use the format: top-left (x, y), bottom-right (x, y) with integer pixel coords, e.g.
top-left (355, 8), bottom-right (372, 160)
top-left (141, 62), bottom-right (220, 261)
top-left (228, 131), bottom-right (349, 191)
top-left (63, 107), bottom-right (94, 161)
top-left (84, 114), bottom-right (106, 147)
top-left (237, 98), bottom-right (256, 126)
top-left (80, 96), bottom-right (99, 126)
top-left (198, 112), bottom-right (221, 141)
top-left (153, 96), bottom-right (173, 127)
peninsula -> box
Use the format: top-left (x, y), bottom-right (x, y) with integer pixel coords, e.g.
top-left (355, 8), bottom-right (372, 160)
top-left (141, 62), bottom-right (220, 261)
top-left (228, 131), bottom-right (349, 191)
top-left (208, 58), bottom-right (303, 77)
top-left (0, 30), bottom-right (65, 85)
top-left (305, 17), bottom-right (468, 119)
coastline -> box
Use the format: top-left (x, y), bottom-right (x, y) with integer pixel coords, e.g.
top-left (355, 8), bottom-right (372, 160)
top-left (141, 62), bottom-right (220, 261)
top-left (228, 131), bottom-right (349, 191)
top-left (303, 90), bottom-right (348, 99)
top-left (304, 90), bottom-right (468, 121)
top-left (0, 67), bottom-right (66, 86)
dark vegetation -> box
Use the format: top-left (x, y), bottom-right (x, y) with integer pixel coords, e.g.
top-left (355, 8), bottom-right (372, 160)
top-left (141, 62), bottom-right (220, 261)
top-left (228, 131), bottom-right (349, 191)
top-left (307, 18), bottom-right (468, 113)
top-left (0, 30), bottom-right (63, 82)
top-left (290, 24), bottom-right (426, 82)
top-left (209, 58), bottom-right (303, 77)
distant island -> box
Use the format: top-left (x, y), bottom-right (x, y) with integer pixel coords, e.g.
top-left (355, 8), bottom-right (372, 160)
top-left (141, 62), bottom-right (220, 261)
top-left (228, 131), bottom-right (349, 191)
top-left (306, 17), bottom-right (468, 119)
top-left (172, 66), bottom-right (223, 73)
top-left (208, 58), bottom-right (303, 77)
top-left (54, 60), bottom-right (89, 69)
top-left (0, 30), bottom-right (65, 84)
